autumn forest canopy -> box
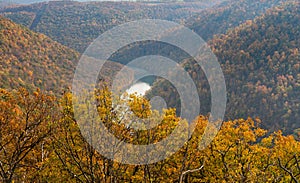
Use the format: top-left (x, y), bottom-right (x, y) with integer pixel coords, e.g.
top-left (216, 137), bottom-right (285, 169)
top-left (0, 0), bottom-right (299, 182)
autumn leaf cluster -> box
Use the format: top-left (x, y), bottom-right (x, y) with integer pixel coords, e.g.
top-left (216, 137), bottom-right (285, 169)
top-left (0, 88), bottom-right (299, 182)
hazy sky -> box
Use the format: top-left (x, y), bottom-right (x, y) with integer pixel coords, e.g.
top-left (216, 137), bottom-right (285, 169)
top-left (5, 0), bottom-right (141, 4)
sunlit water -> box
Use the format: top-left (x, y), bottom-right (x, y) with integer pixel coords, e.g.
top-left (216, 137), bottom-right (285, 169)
top-left (126, 82), bottom-right (151, 96)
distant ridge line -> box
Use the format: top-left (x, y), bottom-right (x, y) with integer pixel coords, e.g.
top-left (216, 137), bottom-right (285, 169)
top-left (29, 2), bottom-right (47, 29)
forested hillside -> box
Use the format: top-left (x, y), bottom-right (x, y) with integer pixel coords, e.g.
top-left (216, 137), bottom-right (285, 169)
top-left (0, 1), bottom-right (217, 53)
top-left (0, 0), bottom-right (291, 53)
top-left (212, 2), bottom-right (300, 132)
top-left (186, 0), bottom-right (290, 40)
top-left (0, 16), bottom-right (129, 93)
top-left (148, 1), bottom-right (300, 134)
top-left (0, 16), bottom-right (78, 92)
top-left (1, 0), bottom-right (298, 134)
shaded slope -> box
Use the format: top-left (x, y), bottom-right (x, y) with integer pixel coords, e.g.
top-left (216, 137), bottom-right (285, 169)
top-left (211, 2), bottom-right (300, 132)
top-left (186, 0), bottom-right (292, 41)
top-left (0, 1), bottom-right (217, 53)
top-left (148, 2), bottom-right (300, 133)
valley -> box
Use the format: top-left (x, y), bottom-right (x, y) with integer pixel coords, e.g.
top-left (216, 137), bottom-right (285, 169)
top-left (0, 0), bottom-right (299, 182)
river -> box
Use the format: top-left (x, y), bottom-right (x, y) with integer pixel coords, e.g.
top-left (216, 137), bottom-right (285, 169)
top-left (126, 82), bottom-right (151, 96)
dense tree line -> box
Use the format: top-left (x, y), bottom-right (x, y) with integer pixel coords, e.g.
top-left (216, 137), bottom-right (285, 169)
top-left (0, 87), bottom-right (299, 182)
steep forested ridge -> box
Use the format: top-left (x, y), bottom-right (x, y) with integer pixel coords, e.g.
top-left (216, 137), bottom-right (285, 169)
top-left (149, 1), bottom-right (300, 133)
top-left (211, 2), bottom-right (300, 132)
top-left (0, 15), bottom-right (133, 93)
top-left (0, 16), bottom-right (78, 92)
